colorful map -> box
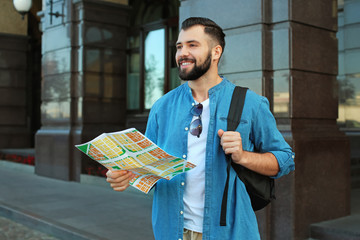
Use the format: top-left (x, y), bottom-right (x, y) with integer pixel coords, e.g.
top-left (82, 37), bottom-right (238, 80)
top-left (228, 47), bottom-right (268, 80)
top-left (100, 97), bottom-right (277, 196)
top-left (75, 128), bottom-right (196, 193)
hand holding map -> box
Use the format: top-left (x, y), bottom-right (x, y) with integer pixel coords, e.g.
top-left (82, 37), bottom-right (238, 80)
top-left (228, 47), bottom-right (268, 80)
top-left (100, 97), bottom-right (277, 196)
top-left (75, 128), bottom-right (195, 193)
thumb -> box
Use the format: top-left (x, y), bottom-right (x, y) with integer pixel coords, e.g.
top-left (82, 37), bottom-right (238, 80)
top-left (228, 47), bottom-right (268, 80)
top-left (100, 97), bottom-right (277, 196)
top-left (218, 129), bottom-right (225, 138)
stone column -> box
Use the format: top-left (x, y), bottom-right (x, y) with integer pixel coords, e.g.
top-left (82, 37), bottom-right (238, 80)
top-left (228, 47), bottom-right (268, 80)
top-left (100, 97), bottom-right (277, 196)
top-left (0, 1), bottom-right (32, 149)
top-left (271, 1), bottom-right (350, 239)
top-left (35, 0), bottom-right (129, 181)
top-left (179, 0), bottom-right (350, 239)
top-left (0, 34), bottom-right (31, 148)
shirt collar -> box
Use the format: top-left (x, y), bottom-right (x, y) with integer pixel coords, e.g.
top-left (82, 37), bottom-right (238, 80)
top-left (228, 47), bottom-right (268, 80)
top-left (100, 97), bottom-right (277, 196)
top-left (184, 76), bottom-right (229, 97)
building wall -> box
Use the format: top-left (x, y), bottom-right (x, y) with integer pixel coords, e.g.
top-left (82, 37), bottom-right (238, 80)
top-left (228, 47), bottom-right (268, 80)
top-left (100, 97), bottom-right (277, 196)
top-left (0, 1), bottom-right (28, 35)
top-left (179, 0), bottom-right (349, 240)
top-left (0, 2), bottom-right (32, 149)
top-left (0, 34), bottom-right (31, 148)
top-left (35, 0), bottom-right (129, 181)
top-left (103, 0), bottom-right (128, 4)
top-left (0, 0), bottom-right (353, 238)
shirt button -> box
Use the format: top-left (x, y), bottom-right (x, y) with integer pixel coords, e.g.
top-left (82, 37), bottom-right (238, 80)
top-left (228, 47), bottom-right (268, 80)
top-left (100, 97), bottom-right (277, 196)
top-left (183, 155), bottom-right (186, 159)
top-left (180, 211), bottom-right (184, 215)
top-left (185, 127), bottom-right (189, 131)
top-left (181, 182), bottom-right (185, 186)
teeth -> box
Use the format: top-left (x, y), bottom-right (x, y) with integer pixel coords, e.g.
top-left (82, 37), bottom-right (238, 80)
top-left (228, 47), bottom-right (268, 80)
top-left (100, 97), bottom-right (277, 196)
top-left (181, 62), bottom-right (192, 66)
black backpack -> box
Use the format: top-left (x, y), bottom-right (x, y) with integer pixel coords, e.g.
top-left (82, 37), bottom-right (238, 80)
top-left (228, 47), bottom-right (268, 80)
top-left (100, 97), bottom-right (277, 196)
top-left (220, 86), bottom-right (275, 226)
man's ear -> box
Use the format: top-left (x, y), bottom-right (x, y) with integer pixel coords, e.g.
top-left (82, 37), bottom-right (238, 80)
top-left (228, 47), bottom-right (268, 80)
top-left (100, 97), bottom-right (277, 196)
top-left (212, 45), bottom-right (222, 62)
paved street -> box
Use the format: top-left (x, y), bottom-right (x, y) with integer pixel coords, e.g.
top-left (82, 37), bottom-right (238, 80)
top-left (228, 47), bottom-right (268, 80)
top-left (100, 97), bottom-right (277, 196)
top-left (1, 160), bottom-right (360, 240)
top-left (0, 216), bottom-right (59, 240)
top-left (0, 161), bottom-right (154, 240)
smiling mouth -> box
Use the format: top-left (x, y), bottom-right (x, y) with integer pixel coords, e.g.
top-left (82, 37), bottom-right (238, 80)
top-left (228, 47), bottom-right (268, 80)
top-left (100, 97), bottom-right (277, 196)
top-left (179, 59), bottom-right (195, 68)
top-left (181, 62), bottom-right (192, 66)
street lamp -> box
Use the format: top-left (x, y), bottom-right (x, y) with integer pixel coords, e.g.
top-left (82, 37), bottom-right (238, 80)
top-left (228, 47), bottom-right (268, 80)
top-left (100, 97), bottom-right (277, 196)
top-left (13, 0), bottom-right (32, 19)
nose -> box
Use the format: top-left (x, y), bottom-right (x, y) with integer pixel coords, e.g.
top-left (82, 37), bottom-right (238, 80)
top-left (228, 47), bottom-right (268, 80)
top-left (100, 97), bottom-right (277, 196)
top-left (178, 46), bottom-right (190, 57)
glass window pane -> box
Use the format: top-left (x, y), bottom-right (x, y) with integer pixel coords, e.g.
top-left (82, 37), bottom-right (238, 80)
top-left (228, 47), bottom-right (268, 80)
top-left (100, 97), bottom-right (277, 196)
top-left (128, 35), bottom-right (140, 49)
top-left (127, 53), bottom-right (140, 110)
top-left (85, 49), bottom-right (100, 72)
top-left (225, 72), bottom-right (263, 96)
top-left (144, 29), bottom-right (165, 109)
top-left (273, 70), bottom-right (290, 118)
top-left (169, 26), bottom-right (179, 42)
top-left (338, 75), bottom-right (360, 128)
top-left (169, 45), bottom-right (180, 90)
top-left (85, 73), bottom-right (100, 96)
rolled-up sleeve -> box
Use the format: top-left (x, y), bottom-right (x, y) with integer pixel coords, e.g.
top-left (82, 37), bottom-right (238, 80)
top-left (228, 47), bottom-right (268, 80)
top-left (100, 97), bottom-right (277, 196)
top-left (252, 97), bottom-right (295, 178)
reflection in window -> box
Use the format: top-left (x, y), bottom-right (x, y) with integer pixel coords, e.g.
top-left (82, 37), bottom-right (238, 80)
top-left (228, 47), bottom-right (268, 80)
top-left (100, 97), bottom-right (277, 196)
top-left (126, 18), bottom-right (179, 112)
top-left (338, 75), bottom-right (360, 128)
top-left (127, 53), bottom-right (140, 110)
top-left (169, 27), bottom-right (181, 90)
top-left (226, 73), bottom-right (262, 96)
top-left (85, 49), bottom-right (100, 72)
top-left (42, 101), bottom-right (70, 121)
top-left (128, 35), bottom-right (140, 49)
top-left (145, 29), bottom-right (165, 109)
top-left (273, 71), bottom-right (290, 118)
top-left (337, 4), bottom-right (360, 129)
top-left (85, 74), bottom-right (100, 96)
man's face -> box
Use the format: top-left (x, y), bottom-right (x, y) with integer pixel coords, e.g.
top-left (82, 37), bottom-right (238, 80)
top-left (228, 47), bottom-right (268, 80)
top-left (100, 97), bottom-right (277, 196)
top-left (175, 25), bottom-right (213, 81)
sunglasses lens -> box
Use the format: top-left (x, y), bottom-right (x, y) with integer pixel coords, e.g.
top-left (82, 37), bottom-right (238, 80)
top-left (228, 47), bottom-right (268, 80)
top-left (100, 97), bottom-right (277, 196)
top-left (190, 118), bottom-right (202, 137)
top-left (191, 103), bottom-right (203, 116)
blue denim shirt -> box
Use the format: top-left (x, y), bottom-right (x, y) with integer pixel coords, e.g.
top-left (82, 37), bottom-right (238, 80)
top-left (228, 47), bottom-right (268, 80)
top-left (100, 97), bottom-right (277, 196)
top-left (145, 77), bottom-right (295, 240)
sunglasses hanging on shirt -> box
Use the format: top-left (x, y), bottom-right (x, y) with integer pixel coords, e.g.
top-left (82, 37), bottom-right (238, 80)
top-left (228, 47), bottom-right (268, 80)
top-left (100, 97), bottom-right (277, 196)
top-left (190, 103), bottom-right (203, 138)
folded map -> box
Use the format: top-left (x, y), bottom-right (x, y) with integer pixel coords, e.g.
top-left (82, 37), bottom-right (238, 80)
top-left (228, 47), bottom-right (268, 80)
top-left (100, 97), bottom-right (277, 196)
top-left (75, 128), bottom-right (195, 193)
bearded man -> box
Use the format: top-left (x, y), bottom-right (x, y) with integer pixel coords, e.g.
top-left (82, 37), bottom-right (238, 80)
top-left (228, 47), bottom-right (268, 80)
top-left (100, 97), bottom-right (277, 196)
top-left (106, 17), bottom-right (295, 240)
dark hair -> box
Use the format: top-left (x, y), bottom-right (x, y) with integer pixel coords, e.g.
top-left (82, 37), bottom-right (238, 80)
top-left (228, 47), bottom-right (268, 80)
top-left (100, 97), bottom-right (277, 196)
top-left (181, 17), bottom-right (226, 55)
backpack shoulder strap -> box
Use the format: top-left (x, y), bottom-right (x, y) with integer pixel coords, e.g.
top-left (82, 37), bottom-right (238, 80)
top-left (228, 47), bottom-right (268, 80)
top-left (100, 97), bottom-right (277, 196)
top-left (227, 86), bottom-right (248, 131)
top-left (220, 86), bottom-right (248, 226)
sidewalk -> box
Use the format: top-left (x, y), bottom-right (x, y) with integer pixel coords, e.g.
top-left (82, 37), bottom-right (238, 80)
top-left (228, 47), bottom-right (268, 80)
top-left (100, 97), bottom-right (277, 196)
top-left (0, 215), bottom-right (59, 240)
top-left (1, 160), bottom-right (360, 240)
top-left (0, 160), bottom-right (154, 240)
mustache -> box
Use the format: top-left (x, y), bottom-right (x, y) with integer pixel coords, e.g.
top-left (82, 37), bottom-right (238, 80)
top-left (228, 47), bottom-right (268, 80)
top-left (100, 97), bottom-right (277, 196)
top-left (178, 57), bottom-right (195, 63)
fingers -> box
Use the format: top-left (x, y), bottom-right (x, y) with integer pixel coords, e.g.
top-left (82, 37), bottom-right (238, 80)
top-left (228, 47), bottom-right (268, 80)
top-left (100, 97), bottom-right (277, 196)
top-left (218, 130), bottom-right (242, 155)
top-left (112, 182), bottom-right (130, 192)
top-left (219, 131), bottom-right (241, 145)
top-left (218, 129), bottom-right (225, 138)
top-left (106, 170), bottom-right (135, 192)
top-left (106, 169), bottom-right (127, 178)
top-left (222, 145), bottom-right (241, 155)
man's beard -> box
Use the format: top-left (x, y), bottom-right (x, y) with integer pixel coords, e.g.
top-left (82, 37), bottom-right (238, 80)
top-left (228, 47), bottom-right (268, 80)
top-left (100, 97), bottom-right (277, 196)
top-left (178, 53), bottom-right (212, 81)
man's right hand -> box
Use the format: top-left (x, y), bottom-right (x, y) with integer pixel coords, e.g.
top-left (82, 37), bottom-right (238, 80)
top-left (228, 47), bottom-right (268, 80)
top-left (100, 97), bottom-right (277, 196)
top-left (106, 170), bottom-right (135, 192)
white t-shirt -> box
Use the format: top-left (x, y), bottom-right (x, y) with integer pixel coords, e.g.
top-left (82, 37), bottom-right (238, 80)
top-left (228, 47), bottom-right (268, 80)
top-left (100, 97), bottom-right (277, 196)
top-left (183, 98), bottom-right (210, 233)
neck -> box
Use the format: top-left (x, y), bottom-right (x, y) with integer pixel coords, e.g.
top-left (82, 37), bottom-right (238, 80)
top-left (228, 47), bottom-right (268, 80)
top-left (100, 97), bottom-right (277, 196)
top-left (188, 66), bottom-right (222, 103)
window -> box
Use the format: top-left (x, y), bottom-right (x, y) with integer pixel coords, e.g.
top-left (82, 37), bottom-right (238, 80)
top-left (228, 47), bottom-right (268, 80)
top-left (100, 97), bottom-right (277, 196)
top-left (144, 28), bottom-right (165, 109)
top-left (126, 0), bottom-right (180, 113)
top-left (337, 6), bottom-right (360, 129)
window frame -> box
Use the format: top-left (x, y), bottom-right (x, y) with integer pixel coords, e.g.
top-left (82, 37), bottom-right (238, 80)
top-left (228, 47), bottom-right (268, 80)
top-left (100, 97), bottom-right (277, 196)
top-left (126, 17), bottom-right (178, 114)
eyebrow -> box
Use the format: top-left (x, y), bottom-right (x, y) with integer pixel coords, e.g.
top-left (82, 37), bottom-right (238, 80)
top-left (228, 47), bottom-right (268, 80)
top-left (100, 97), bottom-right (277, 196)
top-left (176, 40), bottom-right (200, 46)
